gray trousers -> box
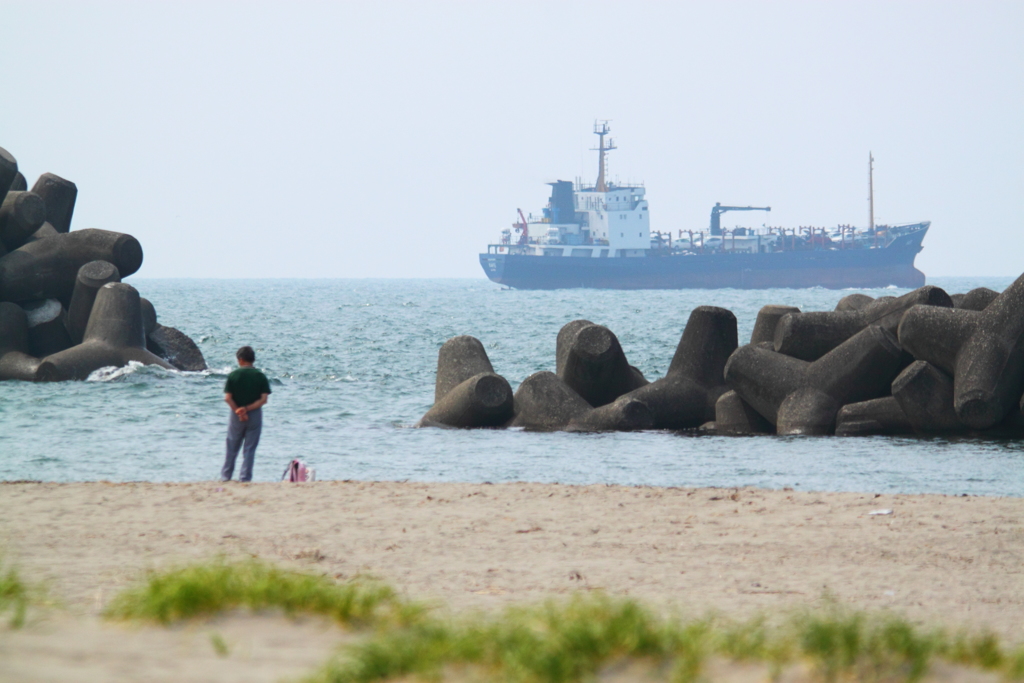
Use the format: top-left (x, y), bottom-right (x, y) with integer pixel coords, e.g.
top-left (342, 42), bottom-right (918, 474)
top-left (222, 408), bottom-right (263, 482)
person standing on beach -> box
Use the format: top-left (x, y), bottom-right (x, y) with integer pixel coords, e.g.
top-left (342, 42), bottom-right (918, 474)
top-left (222, 346), bottom-right (271, 482)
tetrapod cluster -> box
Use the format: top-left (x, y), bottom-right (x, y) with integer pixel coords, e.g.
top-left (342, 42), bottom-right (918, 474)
top-left (418, 277), bottom-right (1024, 437)
top-left (0, 144), bottom-right (205, 381)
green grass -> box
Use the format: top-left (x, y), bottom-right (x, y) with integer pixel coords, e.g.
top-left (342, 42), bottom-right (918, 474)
top-left (104, 560), bottom-right (1024, 682)
top-left (0, 553), bottom-right (48, 629)
top-left (209, 632), bottom-right (230, 657)
top-left (0, 562), bottom-right (31, 628)
top-left (103, 558), bottom-right (415, 627)
top-left (307, 597), bottom-right (1024, 683)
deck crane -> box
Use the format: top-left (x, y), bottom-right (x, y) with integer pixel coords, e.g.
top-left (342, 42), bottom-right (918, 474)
top-left (709, 202), bottom-right (771, 236)
top-left (513, 208), bottom-right (530, 245)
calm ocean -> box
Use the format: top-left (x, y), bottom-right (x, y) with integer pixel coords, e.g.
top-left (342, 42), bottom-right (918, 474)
top-left (1, 277), bottom-right (1021, 496)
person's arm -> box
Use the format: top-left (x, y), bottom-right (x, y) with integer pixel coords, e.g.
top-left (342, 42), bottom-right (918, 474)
top-left (225, 393), bottom-right (248, 420)
top-left (245, 393), bottom-right (269, 412)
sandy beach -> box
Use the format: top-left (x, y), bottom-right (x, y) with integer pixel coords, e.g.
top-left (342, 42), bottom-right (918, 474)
top-left (1, 480), bottom-right (1022, 681)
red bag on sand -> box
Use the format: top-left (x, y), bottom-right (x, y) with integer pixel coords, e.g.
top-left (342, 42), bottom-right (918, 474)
top-left (282, 459), bottom-right (315, 482)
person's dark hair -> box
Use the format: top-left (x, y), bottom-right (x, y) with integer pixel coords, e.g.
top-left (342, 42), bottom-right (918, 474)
top-left (236, 346), bottom-right (256, 363)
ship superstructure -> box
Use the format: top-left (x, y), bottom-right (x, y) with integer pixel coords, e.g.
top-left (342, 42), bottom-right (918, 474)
top-left (499, 123), bottom-right (652, 258)
top-left (481, 123), bottom-right (929, 289)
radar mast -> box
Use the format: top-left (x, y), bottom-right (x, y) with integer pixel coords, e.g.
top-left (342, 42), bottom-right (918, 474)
top-left (868, 152), bottom-right (875, 232)
top-left (591, 121), bottom-right (616, 192)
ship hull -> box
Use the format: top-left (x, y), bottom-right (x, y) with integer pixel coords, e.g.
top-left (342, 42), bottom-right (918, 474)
top-left (480, 224), bottom-right (928, 290)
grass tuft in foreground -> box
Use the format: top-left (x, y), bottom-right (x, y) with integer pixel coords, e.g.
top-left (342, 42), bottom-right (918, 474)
top-left (308, 595), bottom-right (1024, 683)
top-left (105, 560), bottom-right (1024, 682)
top-left (0, 561), bottom-right (31, 628)
top-left (312, 595), bottom-right (696, 683)
top-left (103, 559), bottom-right (414, 627)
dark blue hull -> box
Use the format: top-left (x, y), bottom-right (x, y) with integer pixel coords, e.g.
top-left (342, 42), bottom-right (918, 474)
top-left (481, 223), bottom-right (928, 290)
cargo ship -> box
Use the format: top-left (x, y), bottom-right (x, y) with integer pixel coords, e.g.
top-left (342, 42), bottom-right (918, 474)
top-left (479, 123), bottom-right (928, 289)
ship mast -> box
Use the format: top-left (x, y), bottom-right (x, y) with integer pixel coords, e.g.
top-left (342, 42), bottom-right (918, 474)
top-left (592, 121), bottom-right (616, 192)
top-left (868, 152), bottom-right (875, 232)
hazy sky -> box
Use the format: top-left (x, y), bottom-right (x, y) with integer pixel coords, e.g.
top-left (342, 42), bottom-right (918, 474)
top-left (2, 1), bottom-right (1022, 279)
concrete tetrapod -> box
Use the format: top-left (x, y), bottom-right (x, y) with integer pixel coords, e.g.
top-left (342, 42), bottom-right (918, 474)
top-left (137, 292), bottom-right (206, 371)
top-left (713, 390), bottom-right (774, 435)
top-left (837, 360), bottom-right (974, 436)
top-left (0, 191), bottom-right (46, 250)
top-left (65, 260), bottom-right (121, 345)
top-left (621, 306), bottom-right (737, 429)
top-left (834, 293), bottom-right (874, 312)
top-left (891, 360), bottom-right (965, 433)
top-left (508, 371), bottom-right (653, 432)
top-left (26, 222), bottom-right (60, 243)
top-left (0, 301), bottom-right (42, 381)
top-left (0, 228), bottom-right (143, 304)
top-left (147, 325), bottom-right (208, 371)
top-left (555, 319), bottom-right (593, 376)
top-left (140, 298), bottom-right (157, 337)
top-left (30, 173), bottom-right (77, 234)
top-left (8, 172), bottom-right (27, 193)
top-left (23, 299), bottom-right (73, 357)
top-left (897, 272), bottom-right (1024, 429)
top-left (557, 322), bottom-right (648, 408)
top-left (434, 335), bottom-right (496, 402)
top-left (725, 325), bottom-right (906, 435)
top-left (417, 372), bottom-right (514, 429)
top-left (35, 282), bottom-right (173, 381)
top-left (0, 146), bottom-right (17, 198)
top-left (568, 395), bottom-right (654, 432)
top-left (835, 397), bottom-right (913, 436)
top-left (509, 370), bottom-right (591, 430)
top-left (749, 305), bottom-right (800, 345)
top-left (952, 287), bottom-right (999, 312)
top-left (774, 285), bottom-right (953, 361)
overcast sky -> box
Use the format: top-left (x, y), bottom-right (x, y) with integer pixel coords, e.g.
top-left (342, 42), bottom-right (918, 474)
top-left (2, 1), bottom-right (1022, 279)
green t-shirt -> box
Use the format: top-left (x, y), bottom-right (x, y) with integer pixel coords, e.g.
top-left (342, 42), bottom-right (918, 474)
top-left (225, 366), bottom-right (271, 408)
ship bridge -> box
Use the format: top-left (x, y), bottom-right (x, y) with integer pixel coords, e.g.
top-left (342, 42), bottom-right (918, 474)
top-left (531, 122), bottom-right (651, 255)
top-left (574, 182), bottom-right (650, 252)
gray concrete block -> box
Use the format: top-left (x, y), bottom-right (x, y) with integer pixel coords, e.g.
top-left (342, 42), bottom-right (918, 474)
top-left (714, 389), bottom-right (774, 435)
top-left (147, 324), bottom-right (207, 371)
top-left (0, 191), bottom-right (46, 250)
top-left (140, 297), bottom-right (157, 337)
top-left (834, 293), bottom-right (874, 312)
top-left (774, 285), bottom-right (952, 361)
top-left (434, 335), bottom-right (495, 403)
top-left (30, 172), bottom-right (77, 234)
top-left (622, 306), bottom-right (737, 428)
top-left (35, 283), bottom-right (172, 381)
top-left (891, 360), bottom-right (965, 433)
top-left (953, 287), bottom-right (999, 312)
top-left (898, 272), bottom-right (1024, 429)
top-left (23, 298), bottom-right (72, 357)
top-left (8, 172), bottom-right (26, 192)
top-left (0, 146), bottom-right (17, 199)
top-left (557, 322), bottom-right (647, 408)
top-left (0, 301), bottom-right (41, 381)
top-left (835, 396), bottom-right (913, 436)
top-left (417, 372), bottom-right (514, 428)
top-left (0, 228), bottom-right (143, 304)
top-left (749, 305), bottom-right (800, 344)
top-left (65, 260), bottom-right (121, 345)
top-left (726, 325), bottom-right (905, 435)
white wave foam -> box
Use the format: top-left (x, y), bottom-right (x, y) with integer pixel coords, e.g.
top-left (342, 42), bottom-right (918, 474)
top-left (85, 361), bottom-right (196, 382)
top-left (86, 361), bottom-right (148, 382)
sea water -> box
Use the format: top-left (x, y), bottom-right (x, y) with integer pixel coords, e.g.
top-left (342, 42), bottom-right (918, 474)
top-left (1, 276), bottom-right (1022, 496)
